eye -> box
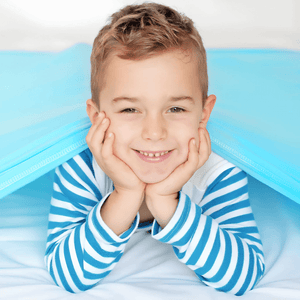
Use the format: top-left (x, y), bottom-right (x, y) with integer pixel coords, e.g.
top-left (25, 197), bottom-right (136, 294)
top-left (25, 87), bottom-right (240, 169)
top-left (120, 108), bottom-right (138, 113)
top-left (169, 107), bottom-right (186, 113)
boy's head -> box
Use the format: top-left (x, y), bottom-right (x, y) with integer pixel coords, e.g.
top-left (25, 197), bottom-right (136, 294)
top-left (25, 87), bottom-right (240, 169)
top-left (90, 2), bottom-right (208, 109)
top-left (87, 2), bottom-right (216, 183)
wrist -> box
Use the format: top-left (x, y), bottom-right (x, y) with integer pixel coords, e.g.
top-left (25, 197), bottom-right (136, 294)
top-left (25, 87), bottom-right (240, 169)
top-left (145, 191), bottom-right (179, 203)
top-left (114, 188), bottom-right (145, 202)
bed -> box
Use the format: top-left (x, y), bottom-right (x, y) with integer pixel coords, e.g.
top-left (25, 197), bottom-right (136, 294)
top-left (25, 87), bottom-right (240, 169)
top-left (0, 44), bottom-right (299, 299)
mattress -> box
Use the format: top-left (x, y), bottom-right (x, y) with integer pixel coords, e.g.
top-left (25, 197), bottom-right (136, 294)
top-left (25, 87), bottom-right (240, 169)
top-left (0, 45), bottom-right (299, 299)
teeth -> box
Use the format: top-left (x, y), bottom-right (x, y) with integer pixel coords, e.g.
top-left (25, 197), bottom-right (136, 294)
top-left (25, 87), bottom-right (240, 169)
top-left (139, 150), bottom-right (169, 157)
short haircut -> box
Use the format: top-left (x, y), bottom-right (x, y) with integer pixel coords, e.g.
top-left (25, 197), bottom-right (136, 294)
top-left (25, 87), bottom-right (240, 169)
top-left (90, 2), bottom-right (208, 108)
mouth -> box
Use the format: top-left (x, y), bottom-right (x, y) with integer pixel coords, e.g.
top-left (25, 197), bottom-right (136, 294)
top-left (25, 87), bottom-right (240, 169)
top-left (134, 149), bottom-right (173, 163)
top-left (134, 149), bottom-right (172, 157)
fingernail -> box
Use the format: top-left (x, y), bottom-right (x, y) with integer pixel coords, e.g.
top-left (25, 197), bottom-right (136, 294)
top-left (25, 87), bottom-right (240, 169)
top-left (102, 118), bottom-right (107, 124)
top-left (192, 139), bottom-right (196, 145)
top-left (108, 132), bottom-right (113, 138)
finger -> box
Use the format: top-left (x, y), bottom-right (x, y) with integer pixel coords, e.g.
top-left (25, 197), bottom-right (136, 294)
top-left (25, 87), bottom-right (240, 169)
top-left (198, 129), bottom-right (210, 168)
top-left (179, 138), bottom-right (200, 178)
top-left (101, 132), bottom-right (121, 168)
top-left (88, 117), bottom-right (110, 152)
top-left (204, 128), bottom-right (212, 156)
top-left (86, 112), bottom-right (106, 144)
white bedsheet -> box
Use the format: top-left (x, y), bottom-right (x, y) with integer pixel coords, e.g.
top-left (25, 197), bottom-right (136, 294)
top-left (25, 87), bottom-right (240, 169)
top-left (0, 170), bottom-right (300, 300)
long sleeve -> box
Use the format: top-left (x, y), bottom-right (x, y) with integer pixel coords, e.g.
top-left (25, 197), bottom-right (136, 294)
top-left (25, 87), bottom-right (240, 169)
top-left (151, 165), bottom-right (265, 296)
top-left (45, 150), bottom-right (139, 293)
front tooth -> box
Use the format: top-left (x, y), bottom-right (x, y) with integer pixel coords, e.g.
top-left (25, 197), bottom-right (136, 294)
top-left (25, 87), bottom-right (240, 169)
top-left (148, 153), bottom-right (154, 157)
top-left (155, 153), bottom-right (161, 157)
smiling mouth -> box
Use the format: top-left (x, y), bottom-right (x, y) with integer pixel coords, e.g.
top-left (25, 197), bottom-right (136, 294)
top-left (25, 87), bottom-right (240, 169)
top-left (134, 150), bottom-right (172, 157)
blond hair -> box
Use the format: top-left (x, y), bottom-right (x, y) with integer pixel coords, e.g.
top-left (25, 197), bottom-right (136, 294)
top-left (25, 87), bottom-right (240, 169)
top-left (91, 2), bottom-right (208, 108)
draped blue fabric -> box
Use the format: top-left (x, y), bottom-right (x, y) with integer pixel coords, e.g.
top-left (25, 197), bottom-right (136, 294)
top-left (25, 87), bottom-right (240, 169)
top-left (0, 44), bottom-right (299, 203)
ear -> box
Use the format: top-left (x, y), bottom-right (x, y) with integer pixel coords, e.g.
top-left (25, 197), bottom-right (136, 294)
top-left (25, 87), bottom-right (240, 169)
top-left (199, 94), bottom-right (216, 129)
top-left (86, 99), bottom-right (100, 125)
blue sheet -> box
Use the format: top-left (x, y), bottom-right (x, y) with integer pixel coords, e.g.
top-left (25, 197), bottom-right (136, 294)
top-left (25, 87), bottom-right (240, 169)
top-left (0, 44), bottom-right (299, 203)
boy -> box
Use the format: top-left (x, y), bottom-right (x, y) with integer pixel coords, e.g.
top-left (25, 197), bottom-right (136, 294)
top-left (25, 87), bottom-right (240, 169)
top-left (45, 2), bottom-right (265, 295)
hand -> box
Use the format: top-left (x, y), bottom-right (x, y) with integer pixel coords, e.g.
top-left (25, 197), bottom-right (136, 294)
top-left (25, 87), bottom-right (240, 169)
top-left (86, 112), bottom-right (146, 195)
top-left (145, 127), bottom-right (211, 199)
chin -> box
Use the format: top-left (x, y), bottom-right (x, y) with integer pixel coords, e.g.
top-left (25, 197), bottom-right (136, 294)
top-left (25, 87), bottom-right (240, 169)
top-left (137, 172), bottom-right (170, 184)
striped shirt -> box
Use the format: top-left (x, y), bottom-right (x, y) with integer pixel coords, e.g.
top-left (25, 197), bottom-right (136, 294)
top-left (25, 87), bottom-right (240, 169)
top-left (45, 148), bottom-right (265, 295)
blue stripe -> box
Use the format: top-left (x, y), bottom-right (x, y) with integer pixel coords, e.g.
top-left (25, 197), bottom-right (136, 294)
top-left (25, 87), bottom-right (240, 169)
top-left (210, 199), bottom-right (250, 219)
top-left (49, 262), bottom-right (58, 286)
top-left (48, 220), bottom-right (83, 230)
top-left (83, 269), bottom-right (112, 280)
top-left (172, 204), bottom-right (202, 249)
top-left (187, 216), bottom-right (212, 265)
top-left (218, 236), bottom-right (244, 292)
top-left (64, 234), bottom-right (88, 291)
top-left (207, 171), bottom-right (247, 196)
top-left (84, 250), bottom-right (114, 269)
top-left (52, 189), bottom-right (90, 211)
top-left (237, 245), bottom-right (255, 295)
top-left (68, 158), bottom-right (102, 200)
top-left (90, 205), bottom-right (124, 245)
top-left (226, 226), bottom-right (259, 234)
top-left (208, 230), bottom-right (232, 283)
top-left (54, 245), bottom-right (73, 292)
top-left (157, 194), bottom-right (190, 243)
top-left (85, 224), bottom-right (122, 257)
top-left (203, 167), bottom-right (235, 198)
top-left (220, 213), bottom-right (254, 225)
top-left (50, 206), bottom-right (86, 218)
top-left (195, 229), bottom-right (221, 275)
top-left (74, 226), bottom-right (83, 270)
top-left (202, 185), bottom-right (248, 213)
top-left (55, 174), bottom-right (98, 207)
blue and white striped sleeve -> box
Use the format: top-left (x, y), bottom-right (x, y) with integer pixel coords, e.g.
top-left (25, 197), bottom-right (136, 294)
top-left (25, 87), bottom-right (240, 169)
top-left (151, 165), bottom-right (265, 296)
top-left (45, 151), bottom-right (139, 293)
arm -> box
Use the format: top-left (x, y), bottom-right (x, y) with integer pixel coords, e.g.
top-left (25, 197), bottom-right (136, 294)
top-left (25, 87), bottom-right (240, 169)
top-left (149, 166), bottom-right (265, 295)
top-left (45, 152), bottom-right (143, 293)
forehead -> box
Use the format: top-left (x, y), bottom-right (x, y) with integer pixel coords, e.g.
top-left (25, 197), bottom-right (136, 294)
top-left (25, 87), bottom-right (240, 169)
top-left (99, 49), bottom-right (201, 103)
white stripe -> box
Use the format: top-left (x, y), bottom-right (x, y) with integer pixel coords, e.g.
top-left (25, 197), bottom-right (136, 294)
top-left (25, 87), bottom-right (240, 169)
top-left (219, 220), bottom-right (257, 230)
top-left (201, 228), bottom-right (226, 278)
top-left (85, 238), bottom-right (120, 265)
top-left (58, 237), bottom-right (80, 293)
top-left (229, 239), bottom-right (250, 294)
top-left (51, 243), bottom-right (65, 290)
top-left (247, 251), bottom-right (258, 292)
top-left (62, 161), bottom-right (96, 197)
top-left (221, 167), bottom-right (241, 182)
top-left (49, 214), bottom-right (83, 223)
top-left (83, 258), bottom-right (117, 275)
top-left (56, 168), bottom-right (98, 203)
top-left (201, 176), bottom-right (247, 207)
top-left (179, 213), bottom-right (207, 264)
top-left (167, 199), bottom-right (197, 246)
top-left (50, 198), bottom-right (88, 215)
top-left (203, 233), bottom-right (237, 289)
top-left (74, 155), bottom-right (99, 190)
top-left (215, 206), bottom-right (253, 224)
top-left (204, 192), bottom-right (248, 216)
top-left (194, 219), bottom-right (219, 268)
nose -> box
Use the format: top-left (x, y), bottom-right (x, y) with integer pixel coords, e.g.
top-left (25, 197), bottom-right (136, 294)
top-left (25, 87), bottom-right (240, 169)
top-left (141, 114), bottom-right (167, 141)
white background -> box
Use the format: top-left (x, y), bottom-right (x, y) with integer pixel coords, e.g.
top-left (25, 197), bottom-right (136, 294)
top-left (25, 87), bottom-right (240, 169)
top-left (0, 0), bottom-right (299, 51)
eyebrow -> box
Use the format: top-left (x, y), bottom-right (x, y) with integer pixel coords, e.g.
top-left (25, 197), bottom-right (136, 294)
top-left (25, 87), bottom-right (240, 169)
top-left (112, 96), bottom-right (195, 104)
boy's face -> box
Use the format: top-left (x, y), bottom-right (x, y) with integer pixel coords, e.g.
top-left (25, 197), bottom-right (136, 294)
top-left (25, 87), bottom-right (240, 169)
top-left (89, 49), bottom-right (215, 184)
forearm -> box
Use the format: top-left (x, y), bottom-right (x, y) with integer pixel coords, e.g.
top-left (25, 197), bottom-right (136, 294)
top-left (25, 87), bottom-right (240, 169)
top-left (45, 190), bottom-right (143, 293)
top-left (150, 192), bottom-right (265, 295)
top-left (145, 192), bottom-right (179, 229)
top-left (101, 189), bottom-right (145, 236)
